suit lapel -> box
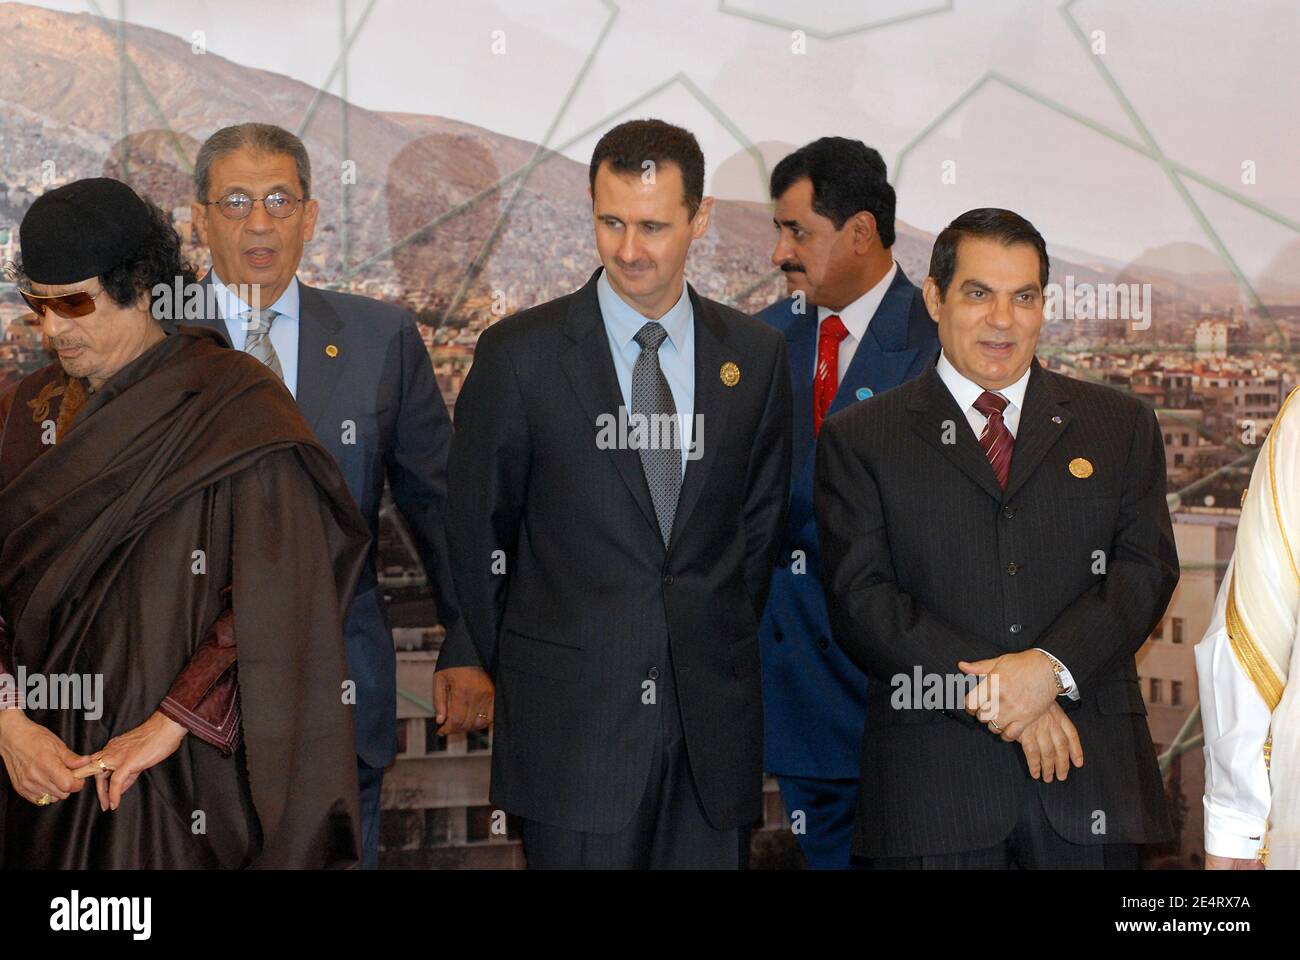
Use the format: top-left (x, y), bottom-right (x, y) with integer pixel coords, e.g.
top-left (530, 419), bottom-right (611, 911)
top-left (666, 288), bottom-right (733, 550)
top-left (826, 266), bottom-right (923, 422)
top-left (558, 271), bottom-right (663, 544)
top-left (192, 271), bottom-right (230, 339)
top-left (295, 284), bottom-right (347, 434)
top-left (1003, 362), bottom-right (1072, 502)
top-left (908, 365), bottom-right (1005, 503)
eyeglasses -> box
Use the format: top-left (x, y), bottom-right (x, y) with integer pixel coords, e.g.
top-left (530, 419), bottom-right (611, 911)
top-left (206, 191), bottom-right (304, 220)
top-left (19, 286), bottom-right (101, 319)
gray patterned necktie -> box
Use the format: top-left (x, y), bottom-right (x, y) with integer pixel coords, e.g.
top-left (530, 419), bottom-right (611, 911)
top-left (632, 321), bottom-right (682, 544)
top-left (242, 308), bottom-right (283, 381)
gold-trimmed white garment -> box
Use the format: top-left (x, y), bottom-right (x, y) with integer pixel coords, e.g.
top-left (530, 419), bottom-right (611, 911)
top-left (1196, 386), bottom-right (1300, 868)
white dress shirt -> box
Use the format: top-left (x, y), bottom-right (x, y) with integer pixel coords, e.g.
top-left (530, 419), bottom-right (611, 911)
top-left (596, 270), bottom-right (695, 477)
top-left (935, 351), bottom-right (1080, 699)
top-left (1196, 559), bottom-right (1272, 859)
top-left (211, 271), bottom-right (302, 400)
top-left (813, 260), bottom-right (897, 381)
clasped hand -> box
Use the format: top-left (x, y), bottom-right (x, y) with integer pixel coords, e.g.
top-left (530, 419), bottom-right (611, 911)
top-left (0, 709), bottom-right (186, 811)
top-left (959, 650), bottom-right (1084, 782)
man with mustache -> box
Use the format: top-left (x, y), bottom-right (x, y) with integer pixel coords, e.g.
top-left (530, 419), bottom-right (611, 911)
top-left (186, 123), bottom-right (489, 869)
top-left (756, 138), bottom-right (937, 868)
top-left (447, 119), bottom-right (791, 867)
top-left (815, 208), bottom-right (1176, 868)
top-left (0, 177), bottom-right (368, 867)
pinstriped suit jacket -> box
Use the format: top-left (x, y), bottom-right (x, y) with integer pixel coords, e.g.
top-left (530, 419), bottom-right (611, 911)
top-left (815, 360), bottom-right (1176, 858)
top-left (446, 269), bottom-right (792, 833)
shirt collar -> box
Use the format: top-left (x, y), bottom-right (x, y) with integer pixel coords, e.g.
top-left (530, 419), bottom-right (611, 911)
top-left (816, 259), bottom-right (897, 341)
top-left (936, 350), bottom-right (1032, 413)
top-left (209, 270), bottom-right (300, 323)
top-left (596, 269), bottom-right (692, 353)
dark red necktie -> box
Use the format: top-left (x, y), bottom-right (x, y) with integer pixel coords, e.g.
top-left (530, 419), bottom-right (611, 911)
top-left (814, 314), bottom-right (849, 436)
top-left (973, 390), bottom-right (1014, 490)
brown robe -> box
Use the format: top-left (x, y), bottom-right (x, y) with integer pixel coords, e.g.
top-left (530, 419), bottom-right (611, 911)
top-left (0, 325), bottom-right (370, 868)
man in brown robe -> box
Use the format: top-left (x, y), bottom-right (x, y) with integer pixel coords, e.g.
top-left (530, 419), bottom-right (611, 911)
top-left (0, 177), bottom-right (369, 868)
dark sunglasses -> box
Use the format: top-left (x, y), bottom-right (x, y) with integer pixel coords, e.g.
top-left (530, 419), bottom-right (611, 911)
top-left (19, 287), bottom-right (101, 319)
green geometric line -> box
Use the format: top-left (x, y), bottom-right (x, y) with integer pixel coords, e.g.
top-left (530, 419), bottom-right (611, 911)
top-left (716, 0), bottom-right (953, 41)
top-left (397, 686), bottom-right (435, 714)
top-left (897, 68), bottom-right (1300, 241)
top-left (1060, 0), bottom-right (1276, 337)
top-left (295, 0), bottom-right (379, 139)
top-left (439, 0), bottom-right (621, 325)
top-left (348, 71), bottom-right (771, 282)
top-left (1159, 704), bottom-right (1203, 776)
top-left (85, 0), bottom-right (194, 174)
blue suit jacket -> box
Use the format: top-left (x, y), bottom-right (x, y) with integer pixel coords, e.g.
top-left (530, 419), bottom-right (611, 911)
top-left (196, 277), bottom-right (471, 768)
top-left (757, 266), bottom-right (938, 778)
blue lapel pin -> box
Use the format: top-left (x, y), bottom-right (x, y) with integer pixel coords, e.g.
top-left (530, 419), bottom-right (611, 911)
top-left (856, 387), bottom-right (873, 401)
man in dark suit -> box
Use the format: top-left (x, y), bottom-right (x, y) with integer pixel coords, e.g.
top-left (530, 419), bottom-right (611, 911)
top-left (188, 123), bottom-right (492, 869)
top-left (757, 138), bottom-right (938, 869)
top-left (815, 208), bottom-right (1177, 868)
top-left (445, 119), bottom-right (791, 868)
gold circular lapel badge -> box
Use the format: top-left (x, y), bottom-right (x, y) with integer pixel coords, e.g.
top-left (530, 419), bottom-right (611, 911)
top-left (1069, 457), bottom-right (1094, 479)
top-left (325, 344), bottom-right (339, 358)
top-left (720, 361), bottom-right (740, 387)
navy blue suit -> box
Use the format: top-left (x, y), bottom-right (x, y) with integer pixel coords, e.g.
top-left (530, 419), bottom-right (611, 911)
top-left (756, 266), bottom-right (938, 867)
top-left (195, 277), bottom-right (469, 868)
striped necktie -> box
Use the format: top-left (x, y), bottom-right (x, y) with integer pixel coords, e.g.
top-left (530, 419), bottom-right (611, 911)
top-left (973, 390), bottom-right (1014, 490)
top-left (242, 308), bottom-right (283, 381)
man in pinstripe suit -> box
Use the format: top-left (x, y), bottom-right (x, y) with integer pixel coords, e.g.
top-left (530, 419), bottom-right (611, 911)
top-left (446, 120), bottom-right (791, 868)
top-left (815, 208), bottom-right (1176, 868)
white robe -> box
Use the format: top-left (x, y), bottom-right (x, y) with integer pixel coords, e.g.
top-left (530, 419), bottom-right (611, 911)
top-left (1196, 389), bottom-right (1300, 868)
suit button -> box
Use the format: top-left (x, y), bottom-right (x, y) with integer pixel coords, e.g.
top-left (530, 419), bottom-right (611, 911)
top-left (662, 574), bottom-right (675, 586)
top-left (1006, 562), bottom-right (1019, 575)
top-left (1003, 506), bottom-right (1016, 519)
top-left (648, 667), bottom-right (660, 680)
top-left (1009, 623), bottom-right (1022, 634)
top-left (818, 636), bottom-right (830, 650)
top-left (774, 630), bottom-right (784, 644)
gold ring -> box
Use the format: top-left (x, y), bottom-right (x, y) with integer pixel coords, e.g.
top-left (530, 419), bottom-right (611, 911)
top-left (989, 719), bottom-right (1002, 732)
top-left (36, 793), bottom-right (53, 806)
top-left (95, 758), bottom-right (109, 773)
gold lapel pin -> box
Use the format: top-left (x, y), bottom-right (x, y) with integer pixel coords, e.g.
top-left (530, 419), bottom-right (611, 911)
top-left (325, 344), bottom-right (339, 358)
top-left (720, 361), bottom-right (740, 387)
top-left (1069, 457), bottom-right (1093, 479)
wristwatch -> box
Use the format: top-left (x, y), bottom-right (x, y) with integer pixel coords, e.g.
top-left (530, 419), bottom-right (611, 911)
top-left (1042, 651), bottom-right (1067, 695)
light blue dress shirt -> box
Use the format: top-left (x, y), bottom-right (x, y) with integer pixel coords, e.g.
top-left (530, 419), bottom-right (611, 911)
top-left (596, 270), bottom-right (695, 477)
top-left (210, 271), bottom-right (302, 400)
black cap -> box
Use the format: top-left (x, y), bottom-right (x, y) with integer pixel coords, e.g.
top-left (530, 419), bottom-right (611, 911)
top-left (19, 177), bottom-right (152, 285)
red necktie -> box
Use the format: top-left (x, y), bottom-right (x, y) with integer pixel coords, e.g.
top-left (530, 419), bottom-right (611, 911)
top-left (974, 390), bottom-right (1014, 490)
top-left (814, 314), bottom-right (849, 436)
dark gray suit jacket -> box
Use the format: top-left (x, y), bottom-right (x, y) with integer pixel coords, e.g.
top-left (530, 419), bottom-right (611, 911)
top-left (195, 276), bottom-right (469, 768)
top-left (445, 268), bottom-right (792, 833)
top-left (815, 360), bottom-right (1177, 858)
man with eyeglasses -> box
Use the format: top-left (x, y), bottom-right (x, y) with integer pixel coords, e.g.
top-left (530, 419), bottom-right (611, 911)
top-left (188, 123), bottom-right (488, 870)
top-left (0, 177), bottom-right (370, 868)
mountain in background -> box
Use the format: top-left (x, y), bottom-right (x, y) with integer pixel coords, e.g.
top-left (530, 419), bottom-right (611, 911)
top-left (0, 0), bottom-right (1273, 342)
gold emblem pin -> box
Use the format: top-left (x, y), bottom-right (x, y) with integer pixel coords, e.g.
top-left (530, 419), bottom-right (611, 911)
top-left (720, 361), bottom-right (740, 387)
top-left (1069, 457), bottom-right (1093, 479)
top-left (325, 344), bottom-right (339, 358)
